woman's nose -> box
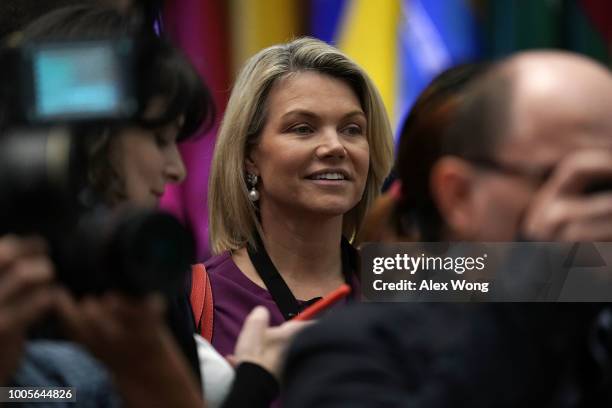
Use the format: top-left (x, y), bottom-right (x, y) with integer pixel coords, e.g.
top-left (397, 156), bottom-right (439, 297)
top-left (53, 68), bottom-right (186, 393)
top-left (315, 129), bottom-right (347, 159)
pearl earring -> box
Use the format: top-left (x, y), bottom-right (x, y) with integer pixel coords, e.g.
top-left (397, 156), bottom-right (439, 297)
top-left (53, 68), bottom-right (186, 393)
top-left (247, 173), bottom-right (260, 202)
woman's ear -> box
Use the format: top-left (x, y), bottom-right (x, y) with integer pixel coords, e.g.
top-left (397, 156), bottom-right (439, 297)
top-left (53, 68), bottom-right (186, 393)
top-left (430, 156), bottom-right (478, 239)
top-left (244, 154), bottom-right (259, 176)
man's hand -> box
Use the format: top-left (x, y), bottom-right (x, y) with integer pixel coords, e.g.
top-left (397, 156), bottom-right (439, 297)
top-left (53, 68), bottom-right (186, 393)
top-left (0, 236), bottom-right (55, 384)
top-left (522, 150), bottom-right (612, 241)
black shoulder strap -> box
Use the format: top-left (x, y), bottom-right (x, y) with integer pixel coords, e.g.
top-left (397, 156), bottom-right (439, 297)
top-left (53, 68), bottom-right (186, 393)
top-left (247, 233), bottom-right (301, 320)
top-left (340, 236), bottom-right (357, 288)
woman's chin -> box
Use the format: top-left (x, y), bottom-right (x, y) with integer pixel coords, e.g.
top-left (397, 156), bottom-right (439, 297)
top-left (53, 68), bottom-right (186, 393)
top-left (299, 202), bottom-right (356, 218)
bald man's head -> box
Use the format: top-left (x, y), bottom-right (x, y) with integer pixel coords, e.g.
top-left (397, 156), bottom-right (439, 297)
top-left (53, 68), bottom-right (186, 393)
top-left (503, 52), bottom-right (612, 156)
top-left (431, 51), bottom-right (612, 241)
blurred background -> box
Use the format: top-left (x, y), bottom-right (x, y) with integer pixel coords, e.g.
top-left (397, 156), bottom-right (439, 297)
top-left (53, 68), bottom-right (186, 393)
top-left (160, 0), bottom-right (611, 260)
top-left (2, 0), bottom-right (611, 259)
top-left (164, 0), bottom-right (612, 129)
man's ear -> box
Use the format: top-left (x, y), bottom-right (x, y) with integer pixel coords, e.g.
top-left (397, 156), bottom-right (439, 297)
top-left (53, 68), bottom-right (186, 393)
top-left (430, 157), bottom-right (478, 239)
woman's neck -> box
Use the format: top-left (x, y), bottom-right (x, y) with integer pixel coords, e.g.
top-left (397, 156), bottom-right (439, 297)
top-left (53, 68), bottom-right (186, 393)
top-left (234, 207), bottom-right (346, 299)
top-left (262, 213), bottom-right (343, 280)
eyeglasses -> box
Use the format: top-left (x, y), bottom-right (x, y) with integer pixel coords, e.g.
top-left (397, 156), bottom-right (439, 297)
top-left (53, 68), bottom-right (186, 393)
top-left (466, 156), bottom-right (554, 187)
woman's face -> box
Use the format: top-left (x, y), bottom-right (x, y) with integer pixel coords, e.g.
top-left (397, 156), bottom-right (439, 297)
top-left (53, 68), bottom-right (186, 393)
top-left (110, 102), bottom-right (186, 208)
top-left (247, 71), bottom-right (370, 220)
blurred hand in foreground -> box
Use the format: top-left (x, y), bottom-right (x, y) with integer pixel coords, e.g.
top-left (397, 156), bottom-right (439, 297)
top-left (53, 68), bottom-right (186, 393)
top-left (0, 236), bottom-right (55, 385)
top-left (56, 290), bottom-right (204, 408)
top-left (228, 306), bottom-right (311, 379)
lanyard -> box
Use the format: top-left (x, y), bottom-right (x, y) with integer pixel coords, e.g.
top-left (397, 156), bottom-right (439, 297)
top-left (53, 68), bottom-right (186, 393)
top-left (247, 232), bottom-right (356, 321)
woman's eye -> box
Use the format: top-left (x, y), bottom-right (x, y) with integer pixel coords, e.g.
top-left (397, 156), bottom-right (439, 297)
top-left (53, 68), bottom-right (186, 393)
top-left (291, 124), bottom-right (314, 135)
top-left (343, 124), bottom-right (363, 136)
top-left (154, 131), bottom-right (170, 147)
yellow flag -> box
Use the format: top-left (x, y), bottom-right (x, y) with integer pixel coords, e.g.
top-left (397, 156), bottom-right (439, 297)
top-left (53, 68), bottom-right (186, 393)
top-left (337, 0), bottom-right (401, 121)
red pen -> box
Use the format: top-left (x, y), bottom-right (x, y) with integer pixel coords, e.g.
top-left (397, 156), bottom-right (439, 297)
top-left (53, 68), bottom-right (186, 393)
top-left (293, 284), bottom-right (352, 321)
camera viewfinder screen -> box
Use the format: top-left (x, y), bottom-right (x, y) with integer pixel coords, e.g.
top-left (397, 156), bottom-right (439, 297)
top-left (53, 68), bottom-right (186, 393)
top-left (33, 44), bottom-right (123, 120)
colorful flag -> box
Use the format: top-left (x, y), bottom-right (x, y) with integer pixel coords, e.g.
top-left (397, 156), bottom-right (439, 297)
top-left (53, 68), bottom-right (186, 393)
top-left (311, 0), bottom-right (481, 139)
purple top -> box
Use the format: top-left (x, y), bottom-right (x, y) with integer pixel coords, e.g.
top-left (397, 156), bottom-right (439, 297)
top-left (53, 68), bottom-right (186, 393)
top-left (206, 251), bottom-right (360, 357)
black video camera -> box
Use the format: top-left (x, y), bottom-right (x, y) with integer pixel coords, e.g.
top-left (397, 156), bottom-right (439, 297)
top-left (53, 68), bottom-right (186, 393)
top-left (0, 36), bottom-right (142, 235)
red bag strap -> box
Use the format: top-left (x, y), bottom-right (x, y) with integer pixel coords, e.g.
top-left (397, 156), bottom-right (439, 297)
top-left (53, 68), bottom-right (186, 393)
top-left (190, 263), bottom-right (214, 342)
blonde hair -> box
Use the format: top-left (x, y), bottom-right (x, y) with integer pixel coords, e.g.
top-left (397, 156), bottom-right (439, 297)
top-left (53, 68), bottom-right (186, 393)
top-left (209, 37), bottom-right (394, 254)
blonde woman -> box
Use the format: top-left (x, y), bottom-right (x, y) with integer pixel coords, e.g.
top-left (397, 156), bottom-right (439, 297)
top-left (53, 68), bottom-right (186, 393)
top-left (198, 37), bottom-right (394, 357)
